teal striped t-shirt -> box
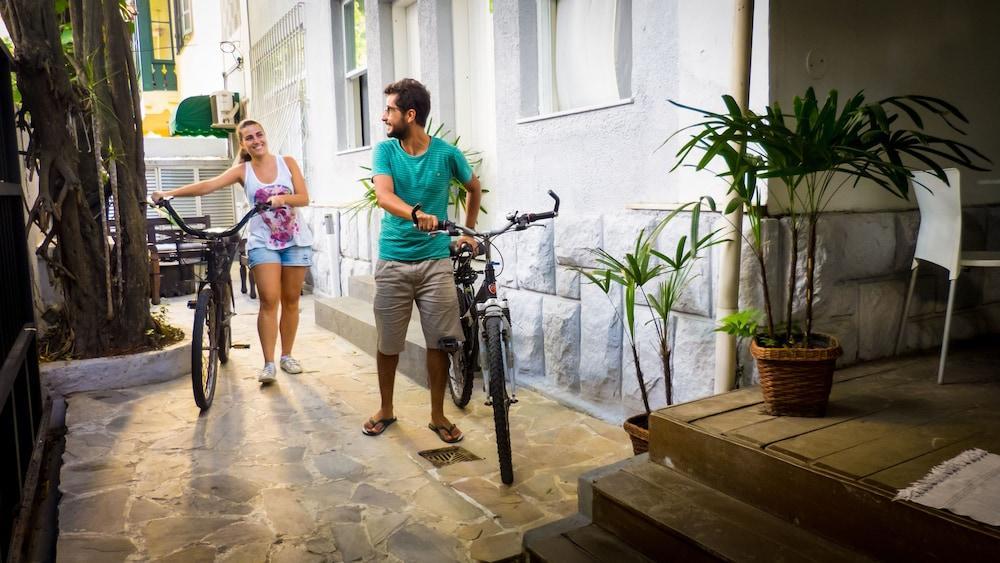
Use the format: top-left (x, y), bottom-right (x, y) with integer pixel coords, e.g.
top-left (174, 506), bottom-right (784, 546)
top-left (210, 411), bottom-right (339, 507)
top-left (372, 136), bottom-right (473, 261)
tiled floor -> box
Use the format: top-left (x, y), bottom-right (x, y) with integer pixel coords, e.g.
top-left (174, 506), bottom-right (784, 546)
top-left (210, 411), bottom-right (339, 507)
top-left (54, 291), bottom-right (631, 562)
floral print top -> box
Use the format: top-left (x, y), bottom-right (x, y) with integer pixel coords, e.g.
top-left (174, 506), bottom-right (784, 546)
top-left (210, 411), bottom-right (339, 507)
top-left (244, 155), bottom-right (313, 251)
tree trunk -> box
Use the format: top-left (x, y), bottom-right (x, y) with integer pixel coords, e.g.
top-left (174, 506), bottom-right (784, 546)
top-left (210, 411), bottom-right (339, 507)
top-left (0, 0), bottom-right (152, 358)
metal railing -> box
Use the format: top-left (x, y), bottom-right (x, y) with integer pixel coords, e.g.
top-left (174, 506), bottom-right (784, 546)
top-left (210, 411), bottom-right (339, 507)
top-left (249, 2), bottom-right (309, 177)
top-left (0, 40), bottom-right (43, 563)
top-left (0, 327), bottom-right (41, 563)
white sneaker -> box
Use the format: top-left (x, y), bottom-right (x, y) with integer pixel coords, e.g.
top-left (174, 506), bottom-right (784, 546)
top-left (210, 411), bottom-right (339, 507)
top-left (258, 363), bottom-right (277, 383)
top-left (280, 356), bottom-right (303, 374)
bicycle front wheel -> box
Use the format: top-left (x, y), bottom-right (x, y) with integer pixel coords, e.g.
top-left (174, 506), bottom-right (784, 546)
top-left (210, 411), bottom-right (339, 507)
top-left (191, 286), bottom-right (219, 410)
top-left (484, 316), bottom-right (514, 485)
top-left (217, 282), bottom-right (233, 365)
top-left (449, 288), bottom-right (476, 408)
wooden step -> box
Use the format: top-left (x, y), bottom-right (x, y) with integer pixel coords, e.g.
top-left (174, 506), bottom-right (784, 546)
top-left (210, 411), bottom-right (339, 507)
top-left (591, 460), bottom-right (869, 562)
top-left (647, 364), bottom-right (1000, 561)
top-left (524, 519), bottom-right (653, 563)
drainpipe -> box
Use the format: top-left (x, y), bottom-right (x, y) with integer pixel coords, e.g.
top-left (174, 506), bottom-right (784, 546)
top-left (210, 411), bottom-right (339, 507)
top-left (714, 0), bottom-right (754, 394)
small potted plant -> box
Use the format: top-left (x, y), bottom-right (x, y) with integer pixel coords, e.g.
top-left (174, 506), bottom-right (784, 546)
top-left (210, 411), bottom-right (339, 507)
top-left (669, 88), bottom-right (989, 416)
top-left (579, 200), bottom-right (723, 453)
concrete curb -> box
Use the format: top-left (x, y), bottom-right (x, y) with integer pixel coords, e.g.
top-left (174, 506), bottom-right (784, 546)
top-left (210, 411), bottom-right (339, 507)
top-left (40, 339), bottom-right (191, 397)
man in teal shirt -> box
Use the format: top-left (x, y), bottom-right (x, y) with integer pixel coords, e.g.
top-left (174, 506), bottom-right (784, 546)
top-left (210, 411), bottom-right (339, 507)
top-left (362, 78), bottom-right (482, 444)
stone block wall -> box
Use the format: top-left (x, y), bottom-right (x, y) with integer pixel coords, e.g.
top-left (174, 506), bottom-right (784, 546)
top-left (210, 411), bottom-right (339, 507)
top-left (322, 204), bottom-right (1000, 422)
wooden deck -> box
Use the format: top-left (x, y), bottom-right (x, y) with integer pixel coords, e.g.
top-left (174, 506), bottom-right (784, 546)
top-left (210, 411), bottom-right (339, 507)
top-left (649, 339), bottom-right (1000, 561)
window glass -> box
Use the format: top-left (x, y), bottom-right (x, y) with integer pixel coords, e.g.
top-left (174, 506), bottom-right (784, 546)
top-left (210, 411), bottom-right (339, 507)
top-left (538, 0), bottom-right (627, 113)
top-left (150, 0), bottom-right (173, 61)
top-left (344, 0), bottom-right (367, 72)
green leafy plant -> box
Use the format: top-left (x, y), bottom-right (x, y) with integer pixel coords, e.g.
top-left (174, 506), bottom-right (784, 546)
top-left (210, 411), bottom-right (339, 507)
top-left (669, 88), bottom-right (990, 348)
top-left (715, 309), bottom-right (761, 388)
top-left (348, 118), bottom-right (489, 221)
top-left (579, 200), bottom-right (724, 413)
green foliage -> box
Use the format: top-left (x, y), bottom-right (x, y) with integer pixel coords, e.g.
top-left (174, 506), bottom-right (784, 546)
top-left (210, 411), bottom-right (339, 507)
top-left (578, 199), bottom-right (725, 410)
top-left (715, 309), bottom-right (760, 339)
top-left (668, 88), bottom-right (990, 346)
top-left (147, 306), bottom-right (184, 348)
top-left (348, 118), bottom-right (490, 221)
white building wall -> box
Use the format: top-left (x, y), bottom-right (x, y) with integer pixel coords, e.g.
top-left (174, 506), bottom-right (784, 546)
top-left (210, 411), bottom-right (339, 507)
top-left (244, 0), bottom-right (1000, 421)
top-left (174, 0), bottom-right (225, 99)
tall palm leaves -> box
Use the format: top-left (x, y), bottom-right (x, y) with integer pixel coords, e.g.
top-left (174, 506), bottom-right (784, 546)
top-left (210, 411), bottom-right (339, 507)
top-left (579, 200), bottom-right (724, 412)
top-left (669, 88), bottom-right (990, 346)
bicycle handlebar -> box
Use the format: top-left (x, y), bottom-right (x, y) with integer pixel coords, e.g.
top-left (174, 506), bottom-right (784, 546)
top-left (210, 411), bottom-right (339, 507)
top-left (411, 190), bottom-right (560, 239)
top-left (150, 197), bottom-right (269, 239)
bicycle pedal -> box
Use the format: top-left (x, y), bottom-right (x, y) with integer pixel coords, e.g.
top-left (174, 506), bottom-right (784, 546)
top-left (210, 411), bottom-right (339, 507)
top-left (510, 396), bottom-right (519, 404)
top-left (231, 343), bottom-right (250, 349)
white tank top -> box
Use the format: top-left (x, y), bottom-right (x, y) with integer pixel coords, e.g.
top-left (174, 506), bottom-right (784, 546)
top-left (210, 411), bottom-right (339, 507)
top-left (243, 155), bottom-right (313, 250)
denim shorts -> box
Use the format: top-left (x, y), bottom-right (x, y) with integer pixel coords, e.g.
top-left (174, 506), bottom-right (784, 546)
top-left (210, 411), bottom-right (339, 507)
top-left (247, 245), bottom-right (313, 269)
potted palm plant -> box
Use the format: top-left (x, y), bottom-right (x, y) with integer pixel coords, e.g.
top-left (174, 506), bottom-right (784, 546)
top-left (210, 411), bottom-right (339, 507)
top-left (579, 201), bottom-right (722, 453)
top-left (669, 88), bottom-right (989, 416)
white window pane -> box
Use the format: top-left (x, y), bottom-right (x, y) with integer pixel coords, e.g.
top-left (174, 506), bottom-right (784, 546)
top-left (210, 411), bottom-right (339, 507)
top-left (406, 2), bottom-right (420, 79)
top-left (553, 0), bottom-right (619, 110)
top-left (344, 0), bottom-right (367, 72)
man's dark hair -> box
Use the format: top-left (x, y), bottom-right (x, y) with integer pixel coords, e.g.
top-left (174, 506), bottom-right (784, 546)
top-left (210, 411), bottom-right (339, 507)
top-left (384, 78), bottom-right (431, 126)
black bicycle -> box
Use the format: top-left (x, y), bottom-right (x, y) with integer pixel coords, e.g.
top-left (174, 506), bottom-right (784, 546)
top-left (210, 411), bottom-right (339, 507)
top-left (151, 197), bottom-right (267, 409)
top-left (412, 190), bottom-right (560, 484)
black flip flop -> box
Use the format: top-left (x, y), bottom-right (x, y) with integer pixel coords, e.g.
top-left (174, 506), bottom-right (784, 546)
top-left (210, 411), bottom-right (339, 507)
top-left (362, 416), bottom-right (397, 436)
top-left (428, 423), bottom-right (463, 444)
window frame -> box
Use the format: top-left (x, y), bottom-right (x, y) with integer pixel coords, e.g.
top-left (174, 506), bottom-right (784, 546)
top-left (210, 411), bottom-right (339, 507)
top-left (338, 0), bottom-right (370, 150)
top-left (533, 0), bottom-right (632, 117)
top-left (174, 0), bottom-right (194, 52)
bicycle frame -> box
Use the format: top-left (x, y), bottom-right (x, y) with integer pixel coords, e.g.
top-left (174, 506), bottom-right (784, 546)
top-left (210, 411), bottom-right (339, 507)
top-left (430, 190), bottom-right (560, 401)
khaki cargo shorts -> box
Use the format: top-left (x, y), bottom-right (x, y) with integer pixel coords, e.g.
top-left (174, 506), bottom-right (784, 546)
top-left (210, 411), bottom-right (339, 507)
top-left (373, 258), bottom-right (463, 355)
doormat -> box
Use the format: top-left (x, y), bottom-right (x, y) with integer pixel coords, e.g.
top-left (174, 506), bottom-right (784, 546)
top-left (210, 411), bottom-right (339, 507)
top-left (895, 448), bottom-right (1000, 526)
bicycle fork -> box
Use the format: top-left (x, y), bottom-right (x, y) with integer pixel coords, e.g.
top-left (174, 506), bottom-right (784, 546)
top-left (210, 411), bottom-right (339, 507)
top-left (478, 298), bottom-right (518, 406)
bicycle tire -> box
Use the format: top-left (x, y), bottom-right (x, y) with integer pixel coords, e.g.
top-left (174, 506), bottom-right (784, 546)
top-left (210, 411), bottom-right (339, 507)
top-left (448, 288), bottom-right (476, 408)
top-left (217, 282), bottom-right (233, 365)
top-left (484, 316), bottom-right (514, 484)
top-left (191, 286), bottom-right (219, 410)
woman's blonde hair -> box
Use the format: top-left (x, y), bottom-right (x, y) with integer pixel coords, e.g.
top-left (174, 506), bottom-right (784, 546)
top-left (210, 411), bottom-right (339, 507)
top-left (236, 119), bottom-right (264, 163)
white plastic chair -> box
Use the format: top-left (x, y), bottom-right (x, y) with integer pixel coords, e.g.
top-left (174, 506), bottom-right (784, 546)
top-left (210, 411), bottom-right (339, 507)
top-left (895, 168), bottom-right (1000, 383)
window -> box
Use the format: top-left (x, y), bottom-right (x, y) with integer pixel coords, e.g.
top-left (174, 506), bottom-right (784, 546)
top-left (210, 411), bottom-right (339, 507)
top-left (221, 0), bottom-right (242, 39)
top-left (342, 0), bottom-right (369, 148)
top-left (136, 0), bottom-right (177, 90)
top-left (149, 0), bottom-right (174, 62)
top-left (392, 0), bottom-right (420, 80)
top-left (174, 0), bottom-right (193, 51)
top-left (536, 0), bottom-right (631, 114)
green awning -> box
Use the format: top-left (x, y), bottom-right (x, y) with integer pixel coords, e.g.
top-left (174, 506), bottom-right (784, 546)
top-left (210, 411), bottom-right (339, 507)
top-left (169, 93), bottom-right (240, 138)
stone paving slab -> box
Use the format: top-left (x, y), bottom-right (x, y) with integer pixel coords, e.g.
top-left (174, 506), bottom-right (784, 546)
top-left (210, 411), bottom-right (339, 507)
top-left (56, 293), bottom-right (631, 562)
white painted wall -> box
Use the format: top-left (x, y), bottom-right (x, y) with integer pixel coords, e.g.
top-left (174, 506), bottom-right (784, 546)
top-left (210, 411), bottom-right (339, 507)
top-left (769, 0), bottom-right (1000, 212)
top-left (174, 0), bottom-right (225, 100)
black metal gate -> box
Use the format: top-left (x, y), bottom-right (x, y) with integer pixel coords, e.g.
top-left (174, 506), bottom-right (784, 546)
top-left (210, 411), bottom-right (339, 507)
top-left (0, 43), bottom-right (42, 562)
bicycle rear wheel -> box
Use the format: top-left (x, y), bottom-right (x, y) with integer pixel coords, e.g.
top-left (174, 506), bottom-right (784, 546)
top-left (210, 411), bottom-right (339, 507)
top-left (484, 316), bottom-right (513, 484)
top-left (191, 286), bottom-right (219, 410)
top-left (449, 288), bottom-right (476, 408)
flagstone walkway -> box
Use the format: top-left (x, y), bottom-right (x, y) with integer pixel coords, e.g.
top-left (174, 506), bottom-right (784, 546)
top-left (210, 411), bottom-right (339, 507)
top-left (55, 292), bottom-right (631, 562)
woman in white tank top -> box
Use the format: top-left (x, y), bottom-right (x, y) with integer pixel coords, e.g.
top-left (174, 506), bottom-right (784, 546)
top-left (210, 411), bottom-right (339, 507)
top-left (151, 119), bottom-right (313, 383)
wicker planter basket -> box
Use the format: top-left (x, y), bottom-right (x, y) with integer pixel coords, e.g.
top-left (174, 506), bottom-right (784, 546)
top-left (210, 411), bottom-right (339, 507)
top-left (623, 413), bottom-right (649, 455)
top-left (750, 334), bottom-right (842, 417)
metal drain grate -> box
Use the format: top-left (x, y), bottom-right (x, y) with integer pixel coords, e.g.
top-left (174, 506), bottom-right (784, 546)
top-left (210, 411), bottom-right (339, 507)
top-left (418, 446), bottom-right (482, 468)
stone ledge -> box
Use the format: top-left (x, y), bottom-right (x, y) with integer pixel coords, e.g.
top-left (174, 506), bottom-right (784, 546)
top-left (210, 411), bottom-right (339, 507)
top-left (41, 339), bottom-right (191, 398)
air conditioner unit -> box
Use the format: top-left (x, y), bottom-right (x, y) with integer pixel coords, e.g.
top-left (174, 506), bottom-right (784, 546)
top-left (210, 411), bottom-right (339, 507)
top-left (210, 90), bottom-right (239, 130)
